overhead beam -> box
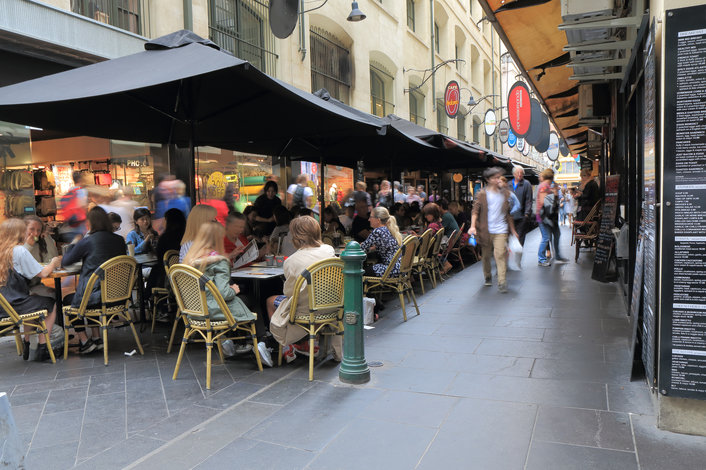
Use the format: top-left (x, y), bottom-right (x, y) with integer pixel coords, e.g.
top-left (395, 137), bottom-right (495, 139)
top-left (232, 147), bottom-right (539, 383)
top-left (564, 40), bottom-right (632, 52)
top-left (566, 57), bottom-right (630, 68)
top-left (559, 16), bottom-right (642, 30)
top-left (570, 72), bottom-right (624, 80)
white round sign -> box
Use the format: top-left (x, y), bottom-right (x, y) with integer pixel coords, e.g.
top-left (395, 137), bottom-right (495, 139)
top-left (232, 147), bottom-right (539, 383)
top-left (547, 132), bottom-right (560, 161)
top-left (516, 137), bottom-right (525, 152)
top-left (498, 119), bottom-right (510, 143)
top-left (484, 109), bottom-right (497, 136)
top-left (522, 143), bottom-right (530, 156)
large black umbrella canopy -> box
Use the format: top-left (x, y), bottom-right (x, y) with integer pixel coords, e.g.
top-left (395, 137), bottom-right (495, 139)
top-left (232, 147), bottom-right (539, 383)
top-left (0, 30), bottom-right (384, 156)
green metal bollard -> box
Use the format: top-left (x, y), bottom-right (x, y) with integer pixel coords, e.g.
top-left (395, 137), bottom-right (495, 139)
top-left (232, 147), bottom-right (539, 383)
top-left (339, 241), bottom-right (370, 384)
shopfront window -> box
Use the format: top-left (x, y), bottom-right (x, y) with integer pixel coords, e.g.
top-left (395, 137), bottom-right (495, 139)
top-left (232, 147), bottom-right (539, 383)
top-left (209, 0), bottom-right (277, 74)
top-left (310, 28), bottom-right (352, 104)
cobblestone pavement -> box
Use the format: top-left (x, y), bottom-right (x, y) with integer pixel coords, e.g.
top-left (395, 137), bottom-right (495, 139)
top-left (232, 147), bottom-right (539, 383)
top-left (2, 227), bottom-right (706, 469)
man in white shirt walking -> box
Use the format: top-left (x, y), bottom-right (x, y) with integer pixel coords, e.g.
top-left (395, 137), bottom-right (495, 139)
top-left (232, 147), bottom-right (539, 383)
top-left (470, 167), bottom-right (518, 293)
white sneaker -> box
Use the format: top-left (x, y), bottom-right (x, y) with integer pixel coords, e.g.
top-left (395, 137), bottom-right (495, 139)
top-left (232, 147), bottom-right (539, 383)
top-left (257, 342), bottom-right (273, 368)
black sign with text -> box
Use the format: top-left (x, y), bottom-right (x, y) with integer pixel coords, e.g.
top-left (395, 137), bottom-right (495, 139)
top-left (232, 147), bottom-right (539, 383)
top-left (591, 175), bottom-right (620, 282)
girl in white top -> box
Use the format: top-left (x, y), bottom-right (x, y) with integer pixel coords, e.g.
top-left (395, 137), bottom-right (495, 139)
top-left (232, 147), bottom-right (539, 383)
top-left (179, 204), bottom-right (218, 262)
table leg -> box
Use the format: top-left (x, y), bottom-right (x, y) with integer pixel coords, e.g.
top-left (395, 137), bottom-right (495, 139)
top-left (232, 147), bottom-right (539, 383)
top-left (54, 277), bottom-right (64, 328)
top-left (137, 268), bottom-right (146, 331)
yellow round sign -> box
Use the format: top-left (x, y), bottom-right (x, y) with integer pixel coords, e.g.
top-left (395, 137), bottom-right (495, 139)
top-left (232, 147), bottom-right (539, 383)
top-left (452, 173), bottom-right (463, 183)
top-left (206, 171), bottom-right (226, 199)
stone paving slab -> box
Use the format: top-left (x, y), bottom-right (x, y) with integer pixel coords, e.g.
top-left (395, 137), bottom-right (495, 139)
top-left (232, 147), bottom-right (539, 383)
top-left (2, 227), bottom-right (706, 468)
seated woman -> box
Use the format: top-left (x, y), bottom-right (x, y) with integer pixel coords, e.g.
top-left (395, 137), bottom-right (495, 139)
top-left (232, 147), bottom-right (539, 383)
top-left (268, 206), bottom-right (294, 257)
top-left (322, 206), bottom-right (345, 236)
top-left (0, 218), bottom-right (61, 361)
top-left (422, 203), bottom-right (443, 234)
top-left (360, 207), bottom-right (402, 277)
top-left (252, 180), bottom-right (282, 235)
top-left (179, 204), bottom-right (218, 262)
top-left (126, 208), bottom-right (158, 255)
top-left (183, 222), bottom-right (266, 365)
top-left (23, 215), bottom-right (59, 298)
top-left (391, 203), bottom-right (411, 231)
top-left (266, 216), bottom-right (337, 363)
top-left (108, 212), bottom-right (122, 233)
top-left (224, 212), bottom-right (250, 261)
top-left (63, 207), bottom-right (127, 354)
top-left (146, 208), bottom-right (186, 320)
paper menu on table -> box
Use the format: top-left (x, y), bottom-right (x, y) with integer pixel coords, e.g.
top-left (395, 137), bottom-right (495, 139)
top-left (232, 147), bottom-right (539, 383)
top-left (231, 241), bottom-right (259, 269)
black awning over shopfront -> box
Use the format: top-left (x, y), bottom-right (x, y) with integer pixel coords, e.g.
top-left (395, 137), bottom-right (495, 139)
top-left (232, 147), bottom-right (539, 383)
top-left (0, 30), bottom-right (385, 159)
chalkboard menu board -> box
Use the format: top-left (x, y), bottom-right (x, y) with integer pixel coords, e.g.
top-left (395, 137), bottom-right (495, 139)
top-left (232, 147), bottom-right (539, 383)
top-left (642, 21), bottom-right (659, 389)
top-left (660, 6), bottom-right (706, 399)
top-left (591, 175), bottom-right (620, 282)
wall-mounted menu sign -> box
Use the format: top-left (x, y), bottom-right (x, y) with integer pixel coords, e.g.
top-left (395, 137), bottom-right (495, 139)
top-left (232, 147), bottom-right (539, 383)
top-left (660, 5), bottom-right (706, 399)
top-left (591, 174), bottom-right (619, 282)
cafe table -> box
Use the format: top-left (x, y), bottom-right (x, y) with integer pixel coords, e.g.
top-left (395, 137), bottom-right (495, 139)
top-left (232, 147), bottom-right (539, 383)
top-left (47, 253), bottom-right (158, 328)
top-left (231, 263), bottom-right (284, 302)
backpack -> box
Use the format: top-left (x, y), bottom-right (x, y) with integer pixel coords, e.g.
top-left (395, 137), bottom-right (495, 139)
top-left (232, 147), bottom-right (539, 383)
top-left (292, 185), bottom-right (306, 208)
top-left (508, 192), bottom-right (522, 219)
top-left (59, 187), bottom-right (86, 227)
top-left (542, 193), bottom-right (559, 226)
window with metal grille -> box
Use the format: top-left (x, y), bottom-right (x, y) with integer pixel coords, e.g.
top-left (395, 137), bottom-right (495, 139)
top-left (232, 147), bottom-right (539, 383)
top-left (455, 45), bottom-right (460, 70)
top-left (310, 28), bottom-right (351, 104)
top-left (72, 0), bottom-right (148, 35)
top-left (472, 117), bottom-right (481, 143)
top-left (457, 114), bottom-right (466, 141)
top-left (484, 132), bottom-right (490, 149)
top-left (407, 0), bottom-right (415, 31)
top-left (409, 90), bottom-right (425, 126)
top-left (370, 67), bottom-right (394, 117)
top-left (208, 0), bottom-right (277, 74)
top-left (436, 100), bottom-right (448, 134)
top-left (434, 22), bottom-right (440, 53)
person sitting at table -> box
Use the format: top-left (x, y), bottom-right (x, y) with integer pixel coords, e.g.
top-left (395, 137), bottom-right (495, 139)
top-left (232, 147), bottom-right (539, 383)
top-left (266, 216), bottom-right (337, 363)
top-left (408, 202), bottom-right (423, 226)
top-left (253, 180), bottom-right (282, 235)
top-left (322, 206), bottom-right (345, 236)
top-left (242, 206), bottom-right (257, 238)
top-left (391, 203), bottom-right (411, 231)
top-left (423, 202), bottom-right (444, 235)
top-left (268, 206), bottom-right (294, 257)
top-left (439, 199), bottom-right (460, 235)
top-left (360, 207), bottom-right (402, 277)
top-left (108, 212), bottom-right (123, 233)
top-left (338, 202), bottom-right (355, 235)
top-left (62, 207), bottom-right (126, 354)
top-left (179, 204), bottom-right (218, 262)
top-left (183, 221), bottom-right (266, 364)
top-left (127, 208), bottom-right (158, 255)
top-left (23, 215), bottom-right (59, 298)
top-left (351, 199), bottom-right (371, 243)
top-left (147, 208), bottom-right (186, 322)
top-left (224, 212), bottom-right (250, 261)
top-left (0, 218), bottom-right (61, 361)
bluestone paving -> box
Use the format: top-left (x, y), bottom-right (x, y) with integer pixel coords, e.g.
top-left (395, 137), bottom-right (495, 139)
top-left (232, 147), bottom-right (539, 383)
top-left (1, 227), bottom-right (706, 468)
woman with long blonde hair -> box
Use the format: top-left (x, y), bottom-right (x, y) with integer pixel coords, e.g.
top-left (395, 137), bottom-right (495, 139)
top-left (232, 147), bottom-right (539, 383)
top-left (361, 206), bottom-right (403, 277)
top-left (179, 204), bottom-right (218, 262)
top-left (0, 218), bottom-right (62, 361)
top-left (183, 222), bottom-right (264, 362)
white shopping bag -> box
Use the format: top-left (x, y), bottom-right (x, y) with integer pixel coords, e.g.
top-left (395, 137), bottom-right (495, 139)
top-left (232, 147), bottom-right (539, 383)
top-left (363, 297), bottom-right (376, 325)
top-left (507, 235), bottom-right (523, 271)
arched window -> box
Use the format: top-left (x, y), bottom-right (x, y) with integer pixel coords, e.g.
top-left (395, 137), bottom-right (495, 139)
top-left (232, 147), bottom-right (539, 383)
top-left (472, 117), bottom-right (481, 143)
top-left (310, 28), bottom-right (352, 104)
top-left (436, 100), bottom-right (448, 134)
top-left (457, 114), bottom-right (466, 141)
top-left (409, 90), bottom-right (425, 125)
top-left (371, 68), bottom-right (395, 117)
top-left (407, 0), bottom-right (416, 31)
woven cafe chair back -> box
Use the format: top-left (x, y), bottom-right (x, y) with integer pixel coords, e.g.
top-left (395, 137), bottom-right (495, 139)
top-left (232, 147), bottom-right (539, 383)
top-left (415, 229), bottom-right (433, 264)
top-left (302, 257), bottom-right (344, 313)
top-left (399, 236), bottom-right (419, 276)
top-left (428, 227), bottom-right (445, 258)
top-left (164, 250), bottom-right (180, 271)
top-left (168, 264), bottom-right (236, 325)
top-left (377, 243), bottom-right (405, 282)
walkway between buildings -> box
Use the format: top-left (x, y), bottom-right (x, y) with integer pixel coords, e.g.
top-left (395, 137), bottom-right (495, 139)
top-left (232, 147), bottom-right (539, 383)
top-left (2, 227), bottom-right (706, 469)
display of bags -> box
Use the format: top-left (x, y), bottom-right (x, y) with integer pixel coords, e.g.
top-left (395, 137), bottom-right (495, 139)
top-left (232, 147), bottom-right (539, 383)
top-left (37, 196), bottom-right (57, 216)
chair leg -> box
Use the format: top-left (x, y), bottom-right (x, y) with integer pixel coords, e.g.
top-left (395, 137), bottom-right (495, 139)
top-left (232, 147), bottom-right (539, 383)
top-left (308, 329), bottom-right (315, 382)
top-left (173, 329), bottom-right (190, 380)
top-left (151, 298), bottom-right (158, 334)
top-left (41, 320), bottom-right (56, 364)
top-left (398, 289), bottom-right (408, 322)
top-left (409, 286), bottom-right (421, 317)
top-left (127, 312), bottom-right (145, 357)
top-left (206, 331), bottom-right (212, 390)
top-left (215, 339), bottom-right (225, 364)
top-left (63, 314), bottom-right (70, 360)
top-left (277, 343), bottom-right (283, 367)
top-left (167, 311), bottom-right (182, 353)
top-left (418, 271), bottom-right (425, 294)
top-left (101, 316), bottom-right (109, 366)
top-left (13, 330), bottom-right (22, 356)
top-left (251, 324), bottom-right (263, 371)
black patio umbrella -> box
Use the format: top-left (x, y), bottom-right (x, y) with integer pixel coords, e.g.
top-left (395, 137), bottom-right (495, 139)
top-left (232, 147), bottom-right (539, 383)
top-left (0, 31), bottom-right (384, 157)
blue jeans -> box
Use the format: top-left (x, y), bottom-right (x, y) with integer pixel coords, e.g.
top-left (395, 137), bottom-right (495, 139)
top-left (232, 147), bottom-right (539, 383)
top-left (538, 221), bottom-right (562, 263)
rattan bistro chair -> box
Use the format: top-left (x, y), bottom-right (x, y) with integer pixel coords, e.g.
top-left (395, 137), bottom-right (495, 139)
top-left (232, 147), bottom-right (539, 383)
top-left (364, 236), bottom-right (420, 322)
top-left (276, 258), bottom-right (345, 381)
top-left (424, 227), bottom-right (445, 289)
top-left (168, 264), bottom-right (263, 390)
top-left (572, 200), bottom-right (602, 261)
top-left (0, 294), bottom-right (56, 363)
top-left (151, 250), bottom-right (180, 334)
top-left (438, 229), bottom-right (461, 281)
top-left (411, 229), bottom-right (433, 294)
top-left (63, 255), bottom-right (144, 366)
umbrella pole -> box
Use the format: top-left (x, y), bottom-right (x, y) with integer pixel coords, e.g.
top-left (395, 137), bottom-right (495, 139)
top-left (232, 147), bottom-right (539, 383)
top-left (319, 156), bottom-right (325, 228)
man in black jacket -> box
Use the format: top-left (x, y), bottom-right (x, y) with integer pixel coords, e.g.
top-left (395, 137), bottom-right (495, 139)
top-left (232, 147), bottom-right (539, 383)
top-left (511, 167), bottom-right (533, 246)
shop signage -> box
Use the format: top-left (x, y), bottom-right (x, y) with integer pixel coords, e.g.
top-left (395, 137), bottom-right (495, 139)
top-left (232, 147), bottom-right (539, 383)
top-left (524, 99), bottom-right (543, 146)
top-left (546, 132), bottom-right (560, 161)
top-left (498, 119), bottom-right (510, 143)
top-left (507, 81), bottom-right (532, 137)
top-left (516, 137), bottom-right (525, 152)
top-left (507, 129), bottom-right (517, 148)
top-left (591, 174), bottom-right (620, 283)
top-left (559, 139), bottom-right (570, 157)
top-left (444, 81), bottom-right (460, 118)
top-left (206, 171), bottom-right (226, 199)
top-left (522, 143), bottom-right (530, 156)
top-left (452, 173), bottom-right (463, 183)
top-left (484, 109), bottom-right (497, 136)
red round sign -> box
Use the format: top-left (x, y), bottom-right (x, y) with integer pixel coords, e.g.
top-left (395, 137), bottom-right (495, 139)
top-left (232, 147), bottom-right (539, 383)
top-left (444, 80), bottom-right (460, 118)
top-left (507, 81), bottom-right (532, 137)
